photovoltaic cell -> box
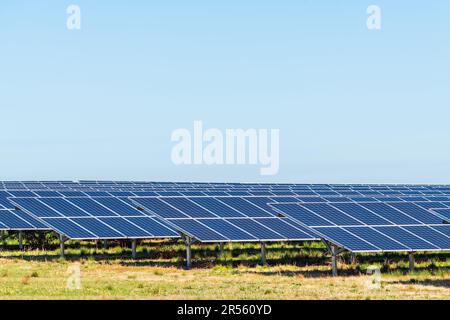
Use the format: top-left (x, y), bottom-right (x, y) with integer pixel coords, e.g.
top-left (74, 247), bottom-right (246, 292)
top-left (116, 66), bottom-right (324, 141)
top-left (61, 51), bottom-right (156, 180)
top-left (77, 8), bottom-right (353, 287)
top-left (200, 219), bottom-right (256, 241)
top-left (189, 198), bottom-right (245, 218)
top-left (71, 218), bottom-right (124, 238)
top-left (373, 226), bottom-right (439, 250)
top-left (342, 227), bottom-right (408, 251)
top-left (169, 219), bottom-right (227, 241)
top-left (315, 227), bottom-right (379, 252)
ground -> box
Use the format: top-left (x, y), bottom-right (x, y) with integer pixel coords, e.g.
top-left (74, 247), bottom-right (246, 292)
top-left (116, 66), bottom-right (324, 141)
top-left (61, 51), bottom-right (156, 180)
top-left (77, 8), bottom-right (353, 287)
top-left (0, 239), bottom-right (449, 299)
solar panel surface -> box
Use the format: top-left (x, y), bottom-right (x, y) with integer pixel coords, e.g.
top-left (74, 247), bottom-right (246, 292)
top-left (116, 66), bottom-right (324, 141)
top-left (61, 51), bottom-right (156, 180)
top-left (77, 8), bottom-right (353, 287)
top-left (270, 201), bottom-right (450, 252)
top-left (131, 197), bottom-right (317, 243)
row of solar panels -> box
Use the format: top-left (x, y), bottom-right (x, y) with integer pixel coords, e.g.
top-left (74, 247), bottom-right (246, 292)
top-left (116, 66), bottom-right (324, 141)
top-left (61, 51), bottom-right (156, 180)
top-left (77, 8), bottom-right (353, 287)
top-left (2, 193), bottom-right (450, 252)
top-left (3, 190), bottom-right (450, 224)
top-left (3, 181), bottom-right (450, 191)
top-left (4, 180), bottom-right (450, 187)
top-left (2, 180), bottom-right (450, 254)
top-left (5, 190), bottom-right (450, 209)
top-left (271, 201), bottom-right (450, 252)
top-left (4, 193), bottom-right (450, 212)
top-left (7, 196), bottom-right (316, 242)
top-left (4, 185), bottom-right (450, 194)
top-left (6, 190), bottom-right (450, 198)
top-left (128, 196), bottom-right (450, 251)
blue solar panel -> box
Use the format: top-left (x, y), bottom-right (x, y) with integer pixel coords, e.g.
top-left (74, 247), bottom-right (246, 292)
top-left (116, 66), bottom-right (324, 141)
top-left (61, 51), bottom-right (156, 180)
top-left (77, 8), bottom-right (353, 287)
top-left (71, 218), bottom-right (124, 238)
top-left (331, 203), bottom-right (393, 226)
top-left (14, 210), bottom-right (48, 229)
top-left (85, 191), bottom-right (111, 197)
top-left (93, 197), bottom-right (145, 217)
top-left (12, 196), bottom-right (178, 240)
top-left (169, 219), bottom-right (227, 242)
top-left (11, 198), bottom-right (62, 217)
top-left (156, 191), bottom-right (183, 197)
top-left (416, 202), bottom-right (449, 210)
top-left (388, 203), bottom-right (443, 224)
top-left (99, 217), bottom-right (152, 237)
top-left (42, 218), bottom-right (97, 239)
top-left (244, 197), bottom-right (286, 216)
top-left (268, 196), bottom-right (299, 203)
top-left (373, 227), bottom-right (439, 250)
top-left (202, 191), bottom-right (229, 197)
top-left (180, 191), bottom-right (207, 197)
top-left (39, 198), bottom-right (91, 217)
top-left (0, 197), bottom-right (13, 209)
top-left (271, 200), bottom-right (450, 252)
top-left (217, 198), bottom-right (273, 218)
top-left (161, 198), bottom-right (216, 218)
top-left (402, 226), bottom-right (450, 248)
top-left (431, 225), bottom-right (450, 237)
top-left (109, 191), bottom-right (135, 197)
top-left (68, 198), bottom-right (118, 217)
top-left (126, 217), bottom-right (179, 237)
top-left (58, 191), bottom-right (87, 197)
top-left (131, 197), bottom-right (318, 242)
top-left (300, 203), bottom-right (363, 226)
top-left (429, 208), bottom-right (450, 221)
top-left (322, 197), bottom-right (353, 203)
top-left (225, 219), bottom-right (283, 240)
top-left (0, 210), bottom-right (36, 230)
top-left (34, 191), bottom-right (62, 197)
top-left (200, 219), bottom-right (256, 241)
top-left (315, 227), bottom-right (379, 252)
top-left (8, 191), bottom-right (37, 197)
top-left (298, 197), bottom-right (327, 203)
top-left (254, 218), bottom-right (313, 239)
top-left (271, 203), bottom-right (333, 226)
top-left (133, 198), bottom-right (187, 218)
top-left (132, 191), bottom-right (159, 197)
top-left (226, 191), bottom-right (252, 196)
top-left (189, 198), bottom-right (245, 218)
top-left (359, 203), bottom-right (420, 225)
top-left (343, 227), bottom-right (408, 251)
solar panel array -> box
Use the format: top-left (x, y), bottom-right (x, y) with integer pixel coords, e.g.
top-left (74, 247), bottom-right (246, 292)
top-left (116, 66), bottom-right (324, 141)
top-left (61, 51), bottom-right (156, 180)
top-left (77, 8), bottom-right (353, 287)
top-left (2, 181), bottom-right (450, 255)
top-left (10, 197), bottom-right (179, 240)
top-left (131, 197), bottom-right (316, 242)
top-left (270, 201), bottom-right (450, 252)
top-left (0, 209), bottom-right (48, 230)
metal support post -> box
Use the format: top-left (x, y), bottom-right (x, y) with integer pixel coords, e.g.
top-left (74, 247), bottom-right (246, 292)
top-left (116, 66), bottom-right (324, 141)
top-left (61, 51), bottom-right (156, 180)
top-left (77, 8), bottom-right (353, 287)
top-left (59, 234), bottom-right (65, 258)
top-left (131, 239), bottom-right (137, 259)
top-left (408, 252), bottom-right (414, 272)
top-left (18, 231), bottom-right (23, 250)
top-left (186, 238), bottom-right (192, 269)
top-left (219, 242), bottom-right (224, 256)
top-left (331, 245), bottom-right (338, 277)
top-left (260, 242), bottom-right (266, 265)
top-left (350, 253), bottom-right (356, 265)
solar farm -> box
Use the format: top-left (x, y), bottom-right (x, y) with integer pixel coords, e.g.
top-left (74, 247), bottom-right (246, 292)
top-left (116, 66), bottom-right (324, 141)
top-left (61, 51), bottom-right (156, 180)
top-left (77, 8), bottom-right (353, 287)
top-left (1, 181), bottom-right (450, 299)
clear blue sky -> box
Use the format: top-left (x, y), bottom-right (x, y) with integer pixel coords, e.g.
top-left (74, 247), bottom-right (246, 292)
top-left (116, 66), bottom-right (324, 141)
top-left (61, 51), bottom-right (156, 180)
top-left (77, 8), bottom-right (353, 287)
top-left (1, 1), bottom-right (449, 183)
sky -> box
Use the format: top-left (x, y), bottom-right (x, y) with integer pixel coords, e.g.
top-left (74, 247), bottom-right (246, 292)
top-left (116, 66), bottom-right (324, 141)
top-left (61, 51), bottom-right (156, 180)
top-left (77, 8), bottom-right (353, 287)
top-left (1, 1), bottom-right (449, 183)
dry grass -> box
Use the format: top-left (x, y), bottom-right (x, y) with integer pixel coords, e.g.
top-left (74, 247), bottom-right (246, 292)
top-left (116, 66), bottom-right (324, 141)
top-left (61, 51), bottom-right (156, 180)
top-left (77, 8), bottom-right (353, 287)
top-left (0, 240), bottom-right (449, 299)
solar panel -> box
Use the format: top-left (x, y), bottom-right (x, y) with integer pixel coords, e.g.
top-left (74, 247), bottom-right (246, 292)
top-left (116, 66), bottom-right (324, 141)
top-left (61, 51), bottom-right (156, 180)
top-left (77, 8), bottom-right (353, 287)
top-left (10, 197), bottom-right (179, 240)
top-left (271, 200), bottom-right (450, 252)
top-left (131, 197), bottom-right (318, 243)
top-left (0, 209), bottom-right (48, 230)
top-left (429, 208), bottom-right (450, 222)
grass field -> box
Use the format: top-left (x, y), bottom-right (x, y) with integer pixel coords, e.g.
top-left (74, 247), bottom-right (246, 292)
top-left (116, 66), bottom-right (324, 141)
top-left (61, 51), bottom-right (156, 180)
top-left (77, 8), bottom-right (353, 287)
top-left (0, 238), bottom-right (449, 299)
